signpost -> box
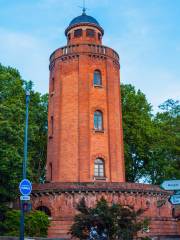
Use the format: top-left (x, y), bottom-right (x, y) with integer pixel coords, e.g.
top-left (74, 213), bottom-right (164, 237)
top-left (19, 178), bottom-right (32, 240)
top-left (20, 83), bottom-right (31, 240)
top-left (161, 180), bottom-right (180, 206)
top-left (19, 179), bottom-right (32, 196)
top-left (160, 180), bottom-right (180, 191)
top-left (20, 196), bottom-right (30, 201)
top-left (169, 194), bottom-right (180, 205)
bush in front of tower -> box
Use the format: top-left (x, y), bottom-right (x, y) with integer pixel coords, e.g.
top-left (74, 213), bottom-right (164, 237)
top-left (70, 197), bottom-right (150, 240)
top-left (0, 209), bottom-right (50, 237)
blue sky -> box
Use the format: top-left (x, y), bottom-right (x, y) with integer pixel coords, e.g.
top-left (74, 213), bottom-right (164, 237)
top-left (0, 0), bottom-right (179, 112)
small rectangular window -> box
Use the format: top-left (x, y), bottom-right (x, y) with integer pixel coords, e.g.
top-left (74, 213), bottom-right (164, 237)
top-left (98, 33), bottom-right (101, 40)
top-left (52, 77), bottom-right (54, 92)
top-left (49, 163), bottom-right (52, 181)
top-left (74, 29), bottom-right (82, 37)
top-left (86, 29), bottom-right (95, 37)
top-left (50, 116), bottom-right (54, 136)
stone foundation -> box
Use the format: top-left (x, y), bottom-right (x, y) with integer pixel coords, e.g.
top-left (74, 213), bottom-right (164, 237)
top-left (32, 182), bottom-right (180, 239)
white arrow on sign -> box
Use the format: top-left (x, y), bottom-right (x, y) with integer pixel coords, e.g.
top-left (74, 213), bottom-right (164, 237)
top-left (161, 180), bottom-right (180, 191)
top-left (169, 194), bottom-right (180, 205)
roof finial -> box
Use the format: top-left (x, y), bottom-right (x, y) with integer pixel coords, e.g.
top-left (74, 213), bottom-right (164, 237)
top-left (82, 0), bottom-right (86, 15)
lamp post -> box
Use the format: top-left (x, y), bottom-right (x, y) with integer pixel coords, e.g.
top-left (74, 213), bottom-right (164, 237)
top-left (20, 84), bottom-right (31, 240)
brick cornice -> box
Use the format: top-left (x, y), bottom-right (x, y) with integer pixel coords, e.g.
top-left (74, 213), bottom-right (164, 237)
top-left (49, 44), bottom-right (119, 63)
top-left (32, 182), bottom-right (171, 197)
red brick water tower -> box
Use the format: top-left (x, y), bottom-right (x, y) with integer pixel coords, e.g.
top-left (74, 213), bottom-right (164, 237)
top-left (46, 9), bottom-right (125, 183)
top-left (32, 10), bottom-right (180, 239)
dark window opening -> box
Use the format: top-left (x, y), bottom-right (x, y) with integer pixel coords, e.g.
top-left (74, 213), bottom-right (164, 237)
top-left (94, 158), bottom-right (105, 177)
top-left (68, 33), bottom-right (71, 40)
top-left (49, 163), bottom-right (52, 181)
top-left (52, 77), bottom-right (54, 92)
top-left (74, 29), bottom-right (82, 38)
top-left (98, 33), bottom-right (101, 40)
top-left (94, 110), bottom-right (103, 130)
top-left (86, 29), bottom-right (95, 37)
top-left (36, 206), bottom-right (51, 217)
top-left (94, 70), bottom-right (102, 86)
top-left (50, 116), bottom-right (54, 136)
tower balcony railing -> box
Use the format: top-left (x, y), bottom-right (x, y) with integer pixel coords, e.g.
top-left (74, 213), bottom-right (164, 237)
top-left (49, 44), bottom-right (119, 63)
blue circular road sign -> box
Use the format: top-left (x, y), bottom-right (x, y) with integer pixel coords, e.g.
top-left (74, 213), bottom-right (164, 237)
top-left (19, 179), bottom-right (32, 196)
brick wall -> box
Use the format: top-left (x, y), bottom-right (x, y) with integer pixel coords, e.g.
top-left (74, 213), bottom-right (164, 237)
top-left (32, 183), bottom-right (180, 239)
top-left (46, 30), bottom-right (125, 183)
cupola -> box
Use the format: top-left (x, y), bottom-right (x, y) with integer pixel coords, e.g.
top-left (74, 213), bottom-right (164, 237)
top-left (65, 9), bottom-right (104, 45)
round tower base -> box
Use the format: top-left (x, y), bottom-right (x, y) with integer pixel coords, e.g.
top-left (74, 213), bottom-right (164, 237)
top-left (32, 182), bottom-right (180, 239)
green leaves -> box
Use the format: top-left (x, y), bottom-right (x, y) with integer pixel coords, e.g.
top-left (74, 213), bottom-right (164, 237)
top-left (121, 83), bottom-right (180, 184)
top-left (0, 63), bottom-right (48, 235)
top-left (121, 84), bottom-right (153, 182)
top-left (70, 198), bottom-right (149, 240)
top-left (0, 63), bottom-right (48, 190)
top-left (149, 99), bottom-right (180, 183)
top-left (1, 210), bottom-right (50, 237)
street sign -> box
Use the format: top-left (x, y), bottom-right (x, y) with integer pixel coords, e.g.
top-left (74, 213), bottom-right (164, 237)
top-left (169, 194), bottom-right (180, 205)
top-left (19, 179), bottom-right (32, 196)
top-left (20, 195), bottom-right (30, 201)
top-left (161, 180), bottom-right (180, 191)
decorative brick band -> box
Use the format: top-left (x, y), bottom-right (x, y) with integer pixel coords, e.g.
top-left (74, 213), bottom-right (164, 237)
top-left (49, 44), bottom-right (119, 65)
top-left (32, 182), bottom-right (171, 197)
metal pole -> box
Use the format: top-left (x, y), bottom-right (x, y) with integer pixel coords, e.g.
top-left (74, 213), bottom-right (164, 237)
top-left (20, 201), bottom-right (25, 240)
top-left (20, 89), bottom-right (30, 240)
top-left (23, 91), bottom-right (30, 179)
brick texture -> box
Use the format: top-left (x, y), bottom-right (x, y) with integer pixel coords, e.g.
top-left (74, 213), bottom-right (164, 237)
top-left (46, 22), bottom-right (125, 183)
top-left (32, 182), bottom-right (180, 239)
top-left (33, 17), bottom-right (180, 239)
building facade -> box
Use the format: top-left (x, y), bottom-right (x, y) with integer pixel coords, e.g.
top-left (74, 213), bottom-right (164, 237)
top-left (32, 10), bottom-right (180, 239)
top-left (46, 9), bottom-right (125, 183)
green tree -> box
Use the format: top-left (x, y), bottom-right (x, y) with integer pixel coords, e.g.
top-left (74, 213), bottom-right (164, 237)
top-left (121, 83), bottom-right (179, 184)
top-left (0, 210), bottom-right (50, 237)
top-left (70, 198), bottom-right (150, 240)
top-left (146, 99), bottom-right (180, 184)
top-left (0, 63), bottom-right (48, 234)
top-left (121, 84), bottom-right (153, 182)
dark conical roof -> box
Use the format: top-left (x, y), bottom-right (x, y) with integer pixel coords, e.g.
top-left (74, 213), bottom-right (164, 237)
top-left (65, 11), bottom-right (104, 36)
top-left (69, 13), bottom-right (100, 28)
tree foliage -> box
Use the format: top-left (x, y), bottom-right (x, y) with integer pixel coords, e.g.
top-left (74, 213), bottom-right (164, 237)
top-left (1, 63), bottom-right (179, 187)
top-left (147, 99), bottom-right (180, 183)
top-left (0, 63), bottom-right (179, 236)
top-left (121, 84), bottom-right (180, 184)
top-left (0, 63), bottom-right (47, 185)
top-left (0, 210), bottom-right (50, 237)
top-left (121, 84), bottom-right (153, 182)
top-left (0, 63), bottom-right (48, 234)
top-left (70, 198), bottom-right (150, 240)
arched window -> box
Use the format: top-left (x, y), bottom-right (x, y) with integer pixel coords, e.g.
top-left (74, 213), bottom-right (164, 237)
top-left (94, 158), bottom-right (104, 177)
top-left (86, 29), bottom-right (95, 37)
top-left (36, 206), bottom-right (51, 217)
top-left (94, 111), bottom-right (103, 130)
top-left (74, 29), bottom-right (82, 37)
top-left (94, 70), bottom-right (102, 86)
